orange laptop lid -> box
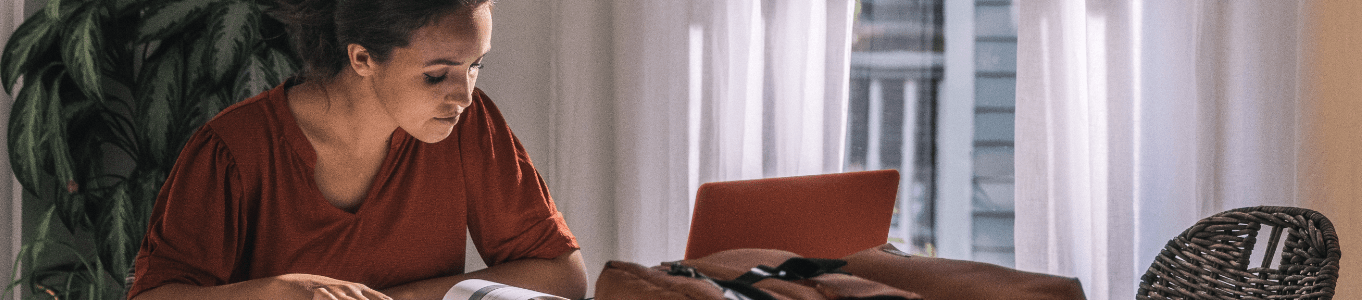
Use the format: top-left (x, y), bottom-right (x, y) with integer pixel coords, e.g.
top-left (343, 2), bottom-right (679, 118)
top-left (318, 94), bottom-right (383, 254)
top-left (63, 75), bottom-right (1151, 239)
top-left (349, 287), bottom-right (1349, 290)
top-left (684, 169), bottom-right (900, 259)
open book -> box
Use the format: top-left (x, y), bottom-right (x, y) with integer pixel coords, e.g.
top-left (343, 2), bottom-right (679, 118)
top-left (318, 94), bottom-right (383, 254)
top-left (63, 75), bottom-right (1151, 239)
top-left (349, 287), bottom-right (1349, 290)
top-left (443, 279), bottom-right (570, 300)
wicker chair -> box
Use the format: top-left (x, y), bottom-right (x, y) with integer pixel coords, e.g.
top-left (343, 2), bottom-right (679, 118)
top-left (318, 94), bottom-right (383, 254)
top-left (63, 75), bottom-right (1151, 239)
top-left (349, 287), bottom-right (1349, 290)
top-left (1137, 206), bottom-right (1341, 300)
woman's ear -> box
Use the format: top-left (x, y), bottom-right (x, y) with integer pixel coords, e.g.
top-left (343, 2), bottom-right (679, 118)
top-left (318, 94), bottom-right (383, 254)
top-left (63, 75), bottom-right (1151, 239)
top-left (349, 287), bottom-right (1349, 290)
top-left (348, 44), bottom-right (377, 77)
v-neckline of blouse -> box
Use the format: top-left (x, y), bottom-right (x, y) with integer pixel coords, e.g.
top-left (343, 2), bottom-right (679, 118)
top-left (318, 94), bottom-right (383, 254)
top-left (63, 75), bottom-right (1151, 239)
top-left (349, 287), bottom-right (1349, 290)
top-left (275, 79), bottom-right (410, 217)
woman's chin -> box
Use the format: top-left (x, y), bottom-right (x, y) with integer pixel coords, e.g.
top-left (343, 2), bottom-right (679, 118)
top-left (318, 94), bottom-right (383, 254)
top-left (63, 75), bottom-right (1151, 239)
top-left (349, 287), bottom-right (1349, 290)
top-left (411, 126), bottom-right (455, 144)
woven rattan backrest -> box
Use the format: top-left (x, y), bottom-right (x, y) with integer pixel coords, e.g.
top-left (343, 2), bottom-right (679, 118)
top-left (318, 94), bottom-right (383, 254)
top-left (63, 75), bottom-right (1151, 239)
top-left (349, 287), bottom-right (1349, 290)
top-left (1137, 206), bottom-right (1341, 300)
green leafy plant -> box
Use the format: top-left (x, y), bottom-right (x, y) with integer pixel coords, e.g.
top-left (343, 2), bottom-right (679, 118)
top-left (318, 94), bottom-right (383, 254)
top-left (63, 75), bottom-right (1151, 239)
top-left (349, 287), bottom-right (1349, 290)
top-left (2, 0), bottom-right (298, 298)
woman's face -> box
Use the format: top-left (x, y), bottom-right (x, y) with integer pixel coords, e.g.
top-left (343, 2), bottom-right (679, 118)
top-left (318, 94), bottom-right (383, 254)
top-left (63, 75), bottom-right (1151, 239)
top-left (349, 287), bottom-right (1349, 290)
top-left (369, 3), bottom-right (492, 143)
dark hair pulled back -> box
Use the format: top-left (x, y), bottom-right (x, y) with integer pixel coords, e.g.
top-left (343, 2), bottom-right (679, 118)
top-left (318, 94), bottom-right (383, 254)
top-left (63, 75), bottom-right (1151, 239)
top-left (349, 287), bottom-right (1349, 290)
top-left (272, 0), bottom-right (491, 82)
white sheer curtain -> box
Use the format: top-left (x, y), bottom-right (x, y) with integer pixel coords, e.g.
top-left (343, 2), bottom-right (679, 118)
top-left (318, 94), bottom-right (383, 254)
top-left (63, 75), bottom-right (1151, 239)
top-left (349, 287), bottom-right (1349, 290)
top-left (698, 0), bottom-right (852, 182)
top-left (611, 0), bottom-right (855, 266)
top-left (1016, 1), bottom-right (1304, 299)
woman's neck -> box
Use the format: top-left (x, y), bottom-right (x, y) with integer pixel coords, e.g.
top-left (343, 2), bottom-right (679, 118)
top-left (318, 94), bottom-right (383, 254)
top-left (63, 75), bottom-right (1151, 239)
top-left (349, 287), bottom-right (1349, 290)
top-left (287, 74), bottom-right (396, 153)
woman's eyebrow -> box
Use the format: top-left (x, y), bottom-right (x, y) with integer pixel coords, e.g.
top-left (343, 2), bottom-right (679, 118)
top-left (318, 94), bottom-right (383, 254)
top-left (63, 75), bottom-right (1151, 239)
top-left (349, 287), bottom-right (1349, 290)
top-left (424, 58), bottom-right (463, 67)
top-left (423, 53), bottom-right (487, 67)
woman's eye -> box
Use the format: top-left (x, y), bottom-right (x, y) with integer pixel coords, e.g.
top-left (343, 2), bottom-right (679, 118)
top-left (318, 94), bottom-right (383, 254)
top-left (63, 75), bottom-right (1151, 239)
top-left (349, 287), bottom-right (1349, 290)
top-left (469, 63), bottom-right (485, 72)
top-left (424, 73), bottom-right (447, 84)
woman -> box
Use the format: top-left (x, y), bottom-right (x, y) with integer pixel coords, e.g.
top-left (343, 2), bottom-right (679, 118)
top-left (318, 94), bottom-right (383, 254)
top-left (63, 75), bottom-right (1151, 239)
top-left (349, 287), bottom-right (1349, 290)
top-left (127, 1), bottom-right (587, 299)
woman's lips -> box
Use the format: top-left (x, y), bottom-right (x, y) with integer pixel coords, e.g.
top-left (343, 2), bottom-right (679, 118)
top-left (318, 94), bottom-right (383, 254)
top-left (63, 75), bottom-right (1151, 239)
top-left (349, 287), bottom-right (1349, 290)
top-left (435, 115), bottom-right (459, 125)
top-left (435, 109), bottom-right (463, 124)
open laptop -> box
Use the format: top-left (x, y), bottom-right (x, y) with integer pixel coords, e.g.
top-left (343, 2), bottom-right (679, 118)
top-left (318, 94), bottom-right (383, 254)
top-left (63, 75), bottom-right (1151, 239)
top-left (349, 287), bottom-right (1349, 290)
top-left (684, 169), bottom-right (901, 259)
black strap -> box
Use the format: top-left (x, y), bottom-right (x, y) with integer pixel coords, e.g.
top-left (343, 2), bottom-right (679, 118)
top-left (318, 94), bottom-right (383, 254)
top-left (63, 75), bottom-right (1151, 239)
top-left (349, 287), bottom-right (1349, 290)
top-left (666, 258), bottom-right (850, 300)
top-left (666, 262), bottom-right (776, 300)
top-left (731, 257), bottom-right (849, 285)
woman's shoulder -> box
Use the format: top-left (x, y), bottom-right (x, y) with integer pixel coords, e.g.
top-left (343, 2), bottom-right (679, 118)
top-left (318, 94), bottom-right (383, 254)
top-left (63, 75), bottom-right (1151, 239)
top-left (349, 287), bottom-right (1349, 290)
top-left (189, 82), bottom-right (301, 161)
top-left (204, 83), bottom-right (294, 140)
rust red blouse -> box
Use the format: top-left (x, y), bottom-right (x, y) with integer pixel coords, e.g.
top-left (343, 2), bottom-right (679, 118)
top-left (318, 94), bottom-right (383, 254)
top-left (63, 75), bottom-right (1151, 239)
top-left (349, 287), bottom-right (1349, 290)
top-left (127, 81), bottom-right (578, 298)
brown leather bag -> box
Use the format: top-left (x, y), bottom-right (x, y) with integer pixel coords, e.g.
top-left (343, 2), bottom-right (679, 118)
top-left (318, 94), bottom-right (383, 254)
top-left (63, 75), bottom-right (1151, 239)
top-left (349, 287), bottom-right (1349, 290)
top-left (595, 248), bottom-right (923, 300)
top-left (840, 244), bottom-right (1087, 300)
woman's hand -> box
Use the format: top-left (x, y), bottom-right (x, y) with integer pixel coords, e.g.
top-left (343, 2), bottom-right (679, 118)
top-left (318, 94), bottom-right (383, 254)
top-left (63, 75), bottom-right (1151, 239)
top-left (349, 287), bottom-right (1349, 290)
top-left (270, 274), bottom-right (393, 300)
top-left (380, 250), bottom-right (587, 300)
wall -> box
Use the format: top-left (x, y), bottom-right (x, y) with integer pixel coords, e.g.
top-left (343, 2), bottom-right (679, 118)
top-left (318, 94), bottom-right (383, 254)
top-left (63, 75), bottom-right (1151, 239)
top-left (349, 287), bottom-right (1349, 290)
top-left (1301, 1), bottom-right (1362, 297)
top-left (0, 1), bottom-right (21, 297)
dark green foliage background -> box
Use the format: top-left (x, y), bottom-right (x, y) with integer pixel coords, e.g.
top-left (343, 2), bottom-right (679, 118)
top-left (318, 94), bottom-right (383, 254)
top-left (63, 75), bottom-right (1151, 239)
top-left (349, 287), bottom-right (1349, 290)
top-left (2, 0), bottom-right (298, 298)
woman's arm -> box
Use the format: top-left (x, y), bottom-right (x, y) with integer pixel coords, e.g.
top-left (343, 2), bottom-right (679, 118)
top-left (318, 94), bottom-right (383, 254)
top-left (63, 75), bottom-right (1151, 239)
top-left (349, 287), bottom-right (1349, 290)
top-left (132, 274), bottom-right (392, 300)
top-left (381, 249), bottom-right (588, 300)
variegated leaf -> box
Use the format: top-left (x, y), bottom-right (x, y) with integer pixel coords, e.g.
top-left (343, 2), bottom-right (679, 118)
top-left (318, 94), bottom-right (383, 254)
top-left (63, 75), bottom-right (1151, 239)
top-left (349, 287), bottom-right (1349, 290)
top-left (9, 67), bottom-right (80, 230)
top-left (31, 206), bottom-right (59, 261)
top-left (137, 44), bottom-right (183, 167)
top-left (61, 6), bottom-right (106, 103)
top-left (41, 0), bottom-right (83, 22)
top-left (1, 11), bottom-right (57, 94)
top-left (45, 71), bottom-right (83, 231)
top-left (99, 183), bottom-right (134, 282)
top-left (193, 92), bottom-right (228, 126)
top-left (133, 170), bottom-right (166, 221)
top-left (205, 1), bottom-right (260, 84)
top-left (137, 170), bottom-right (165, 215)
top-left (45, 0), bottom-right (62, 21)
top-left (186, 30), bottom-right (213, 87)
top-left (7, 66), bottom-right (57, 194)
top-left (233, 49), bottom-right (271, 102)
top-left (58, 188), bottom-right (90, 236)
top-left (44, 74), bottom-right (75, 190)
top-left (136, 0), bottom-right (224, 43)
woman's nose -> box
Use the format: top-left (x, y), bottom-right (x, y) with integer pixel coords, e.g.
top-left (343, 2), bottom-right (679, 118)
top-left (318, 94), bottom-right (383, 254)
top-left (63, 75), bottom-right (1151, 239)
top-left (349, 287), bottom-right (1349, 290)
top-left (449, 84), bottom-right (474, 108)
top-left (455, 72), bottom-right (478, 107)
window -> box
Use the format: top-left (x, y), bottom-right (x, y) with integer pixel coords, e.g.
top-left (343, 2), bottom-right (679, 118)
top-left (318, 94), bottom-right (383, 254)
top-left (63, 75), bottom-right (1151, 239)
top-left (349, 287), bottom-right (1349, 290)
top-left (845, 0), bottom-right (1016, 267)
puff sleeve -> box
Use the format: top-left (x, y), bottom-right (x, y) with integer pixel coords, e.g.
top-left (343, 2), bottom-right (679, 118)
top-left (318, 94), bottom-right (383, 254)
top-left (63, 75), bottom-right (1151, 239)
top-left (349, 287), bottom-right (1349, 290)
top-left (127, 127), bottom-right (247, 299)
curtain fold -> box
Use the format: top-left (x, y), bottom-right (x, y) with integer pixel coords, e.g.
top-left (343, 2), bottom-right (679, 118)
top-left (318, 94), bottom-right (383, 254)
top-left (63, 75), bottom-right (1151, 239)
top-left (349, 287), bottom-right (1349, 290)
top-left (701, 0), bottom-right (851, 182)
top-left (1017, 1), bottom-right (1304, 299)
top-left (705, 0), bottom-right (766, 181)
top-left (766, 0), bottom-right (834, 177)
top-left (612, 0), bottom-right (854, 266)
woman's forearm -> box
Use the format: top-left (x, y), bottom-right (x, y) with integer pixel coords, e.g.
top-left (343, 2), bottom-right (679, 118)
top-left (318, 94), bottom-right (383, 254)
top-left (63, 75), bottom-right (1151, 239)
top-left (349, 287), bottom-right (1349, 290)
top-left (133, 274), bottom-right (391, 300)
top-left (132, 250), bottom-right (586, 300)
top-left (381, 249), bottom-right (588, 300)
top-left (132, 280), bottom-right (285, 300)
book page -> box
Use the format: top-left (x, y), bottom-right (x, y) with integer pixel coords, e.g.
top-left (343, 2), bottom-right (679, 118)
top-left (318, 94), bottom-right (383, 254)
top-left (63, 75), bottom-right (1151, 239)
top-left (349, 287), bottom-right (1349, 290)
top-left (443, 279), bottom-right (569, 300)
